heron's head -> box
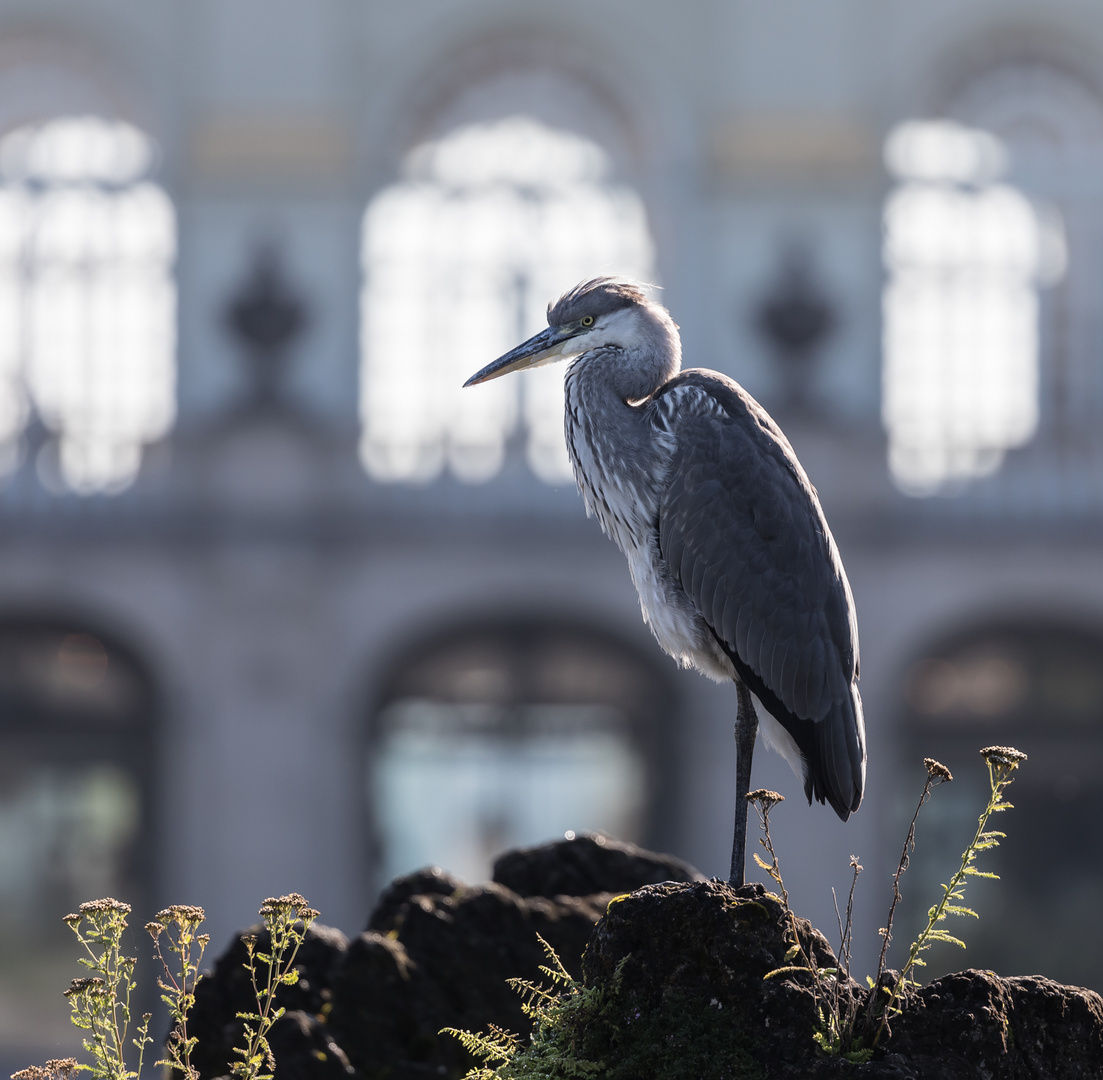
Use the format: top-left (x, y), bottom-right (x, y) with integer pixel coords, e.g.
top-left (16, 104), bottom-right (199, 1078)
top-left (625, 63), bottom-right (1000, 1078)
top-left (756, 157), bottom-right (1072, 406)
top-left (464, 276), bottom-right (681, 389)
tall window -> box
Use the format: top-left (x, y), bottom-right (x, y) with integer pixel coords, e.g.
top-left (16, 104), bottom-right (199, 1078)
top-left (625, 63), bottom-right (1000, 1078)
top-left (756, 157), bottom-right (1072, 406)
top-left (0, 622), bottom-right (153, 1067)
top-left (882, 120), bottom-right (1064, 495)
top-left (0, 116), bottom-right (176, 494)
top-left (360, 116), bottom-right (655, 485)
top-left (368, 621), bottom-right (669, 887)
top-left (883, 62), bottom-right (1103, 505)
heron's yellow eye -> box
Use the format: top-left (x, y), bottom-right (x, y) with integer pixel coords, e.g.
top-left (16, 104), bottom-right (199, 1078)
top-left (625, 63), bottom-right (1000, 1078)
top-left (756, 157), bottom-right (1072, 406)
top-left (580, 315), bottom-right (595, 327)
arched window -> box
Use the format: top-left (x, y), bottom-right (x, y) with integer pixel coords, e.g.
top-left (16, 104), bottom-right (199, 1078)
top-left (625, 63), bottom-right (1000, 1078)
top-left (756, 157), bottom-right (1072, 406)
top-left (899, 619), bottom-right (1103, 991)
top-left (0, 621), bottom-right (154, 1064)
top-left (0, 116), bottom-right (176, 494)
top-left (882, 120), bottom-right (1063, 495)
top-left (359, 115), bottom-right (655, 485)
top-left (882, 62), bottom-right (1103, 503)
top-left (368, 621), bottom-right (671, 887)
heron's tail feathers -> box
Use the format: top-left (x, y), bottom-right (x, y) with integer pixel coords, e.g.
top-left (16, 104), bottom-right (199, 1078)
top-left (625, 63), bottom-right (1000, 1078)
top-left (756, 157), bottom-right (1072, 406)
top-left (804, 682), bottom-right (866, 821)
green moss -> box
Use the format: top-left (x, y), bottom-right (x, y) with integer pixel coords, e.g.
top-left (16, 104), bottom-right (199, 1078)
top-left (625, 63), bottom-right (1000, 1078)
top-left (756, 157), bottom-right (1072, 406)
top-left (449, 941), bottom-right (766, 1080)
top-left (582, 988), bottom-right (766, 1080)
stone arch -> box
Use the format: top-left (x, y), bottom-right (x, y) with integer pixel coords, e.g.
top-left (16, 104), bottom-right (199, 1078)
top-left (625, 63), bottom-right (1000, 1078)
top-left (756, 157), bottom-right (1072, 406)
top-left (0, 33), bottom-right (147, 135)
top-left (356, 35), bottom-right (659, 485)
top-left (0, 608), bottom-right (159, 1062)
top-left (363, 20), bottom-right (665, 193)
top-left (0, 39), bottom-right (177, 496)
top-left (363, 613), bottom-right (678, 891)
top-left (882, 43), bottom-right (1103, 505)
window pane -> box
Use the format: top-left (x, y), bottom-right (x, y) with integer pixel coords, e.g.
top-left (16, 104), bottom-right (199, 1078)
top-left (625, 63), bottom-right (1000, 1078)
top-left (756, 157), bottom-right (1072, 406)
top-left (373, 702), bottom-right (646, 885)
top-left (368, 625), bottom-right (666, 887)
top-left (0, 117), bottom-right (176, 495)
top-left (360, 116), bottom-right (655, 484)
top-left (882, 121), bottom-right (1050, 495)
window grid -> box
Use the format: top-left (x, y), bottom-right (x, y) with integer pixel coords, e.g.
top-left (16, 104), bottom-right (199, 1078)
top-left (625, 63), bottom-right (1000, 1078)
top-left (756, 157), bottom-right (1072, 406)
top-left (360, 116), bottom-right (655, 485)
top-left (882, 121), bottom-right (1052, 496)
top-left (0, 116), bottom-right (175, 495)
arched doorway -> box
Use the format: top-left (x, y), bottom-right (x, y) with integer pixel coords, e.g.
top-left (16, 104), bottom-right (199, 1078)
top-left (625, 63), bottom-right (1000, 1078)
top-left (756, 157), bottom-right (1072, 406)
top-left (367, 619), bottom-right (674, 889)
top-left (0, 619), bottom-right (155, 1066)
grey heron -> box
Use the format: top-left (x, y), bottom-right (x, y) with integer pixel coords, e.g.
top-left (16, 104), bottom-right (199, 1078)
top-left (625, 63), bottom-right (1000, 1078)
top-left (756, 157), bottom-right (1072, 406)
top-left (464, 277), bottom-right (865, 887)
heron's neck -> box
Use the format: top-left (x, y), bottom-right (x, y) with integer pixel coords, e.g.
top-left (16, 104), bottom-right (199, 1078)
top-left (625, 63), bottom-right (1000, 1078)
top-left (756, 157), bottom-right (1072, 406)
top-left (625, 305), bottom-right (682, 402)
top-left (564, 351), bottom-right (669, 499)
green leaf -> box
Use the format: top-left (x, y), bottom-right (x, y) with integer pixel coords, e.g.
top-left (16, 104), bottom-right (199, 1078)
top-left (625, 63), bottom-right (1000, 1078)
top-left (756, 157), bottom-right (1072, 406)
top-left (943, 905), bottom-right (979, 919)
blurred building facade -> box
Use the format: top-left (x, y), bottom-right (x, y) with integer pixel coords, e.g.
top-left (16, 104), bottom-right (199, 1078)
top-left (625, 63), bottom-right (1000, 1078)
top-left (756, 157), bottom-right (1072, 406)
top-left (2, 0), bottom-right (1103, 1066)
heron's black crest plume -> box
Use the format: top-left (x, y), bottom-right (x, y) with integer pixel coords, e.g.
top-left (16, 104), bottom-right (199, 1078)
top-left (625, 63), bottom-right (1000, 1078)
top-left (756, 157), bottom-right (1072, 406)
top-left (548, 276), bottom-right (650, 325)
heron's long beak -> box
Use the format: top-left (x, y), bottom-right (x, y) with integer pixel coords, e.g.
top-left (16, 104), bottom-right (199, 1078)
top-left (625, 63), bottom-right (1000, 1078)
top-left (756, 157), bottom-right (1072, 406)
top-left (463, 325), bottom-right (578, 387)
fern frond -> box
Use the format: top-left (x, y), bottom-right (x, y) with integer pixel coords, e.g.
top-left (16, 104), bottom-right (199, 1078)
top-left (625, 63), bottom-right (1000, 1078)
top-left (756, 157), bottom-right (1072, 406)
top-left (535, 936), bottom-right (573, 981)
top-left (440, 1025), bottom-right (519, 1065)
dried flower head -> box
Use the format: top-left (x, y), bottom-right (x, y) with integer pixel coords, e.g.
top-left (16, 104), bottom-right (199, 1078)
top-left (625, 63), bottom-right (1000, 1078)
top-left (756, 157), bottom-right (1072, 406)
top-left (746, 789), bottom-right (785, 810)
top-left (9, 1063), bottom-right (78, 1080)
top-left (923, 758), bottom-right (954, 783)
top-left (259, 893), bottom-right (316, 922)
top-left (64, 976), bottom-right (106, 998)
top-left (261, 893), bottom-right (306, 910)
top-left (77, 898), bottom-right (131, 916)
top-left (980, 745), bottom-right (1028, 768)
top-left (154, 909), bottom-right (206, 935)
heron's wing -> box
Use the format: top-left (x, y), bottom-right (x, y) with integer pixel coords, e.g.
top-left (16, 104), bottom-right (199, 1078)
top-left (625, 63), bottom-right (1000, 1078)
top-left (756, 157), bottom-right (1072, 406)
top-left (653, 370), bottom-right (865, 817)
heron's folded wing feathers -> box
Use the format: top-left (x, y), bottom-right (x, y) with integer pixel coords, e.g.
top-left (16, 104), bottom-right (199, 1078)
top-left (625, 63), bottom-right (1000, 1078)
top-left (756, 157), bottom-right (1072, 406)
top-left (653, 371), bottom-right (866, 815)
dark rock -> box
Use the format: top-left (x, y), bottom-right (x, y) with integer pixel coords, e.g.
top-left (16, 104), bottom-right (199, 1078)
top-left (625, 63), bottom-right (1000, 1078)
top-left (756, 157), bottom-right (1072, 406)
top-left (367, 865), bottom-right (463, 934)
top-left (188, 836), bottom-right (674, 1080)
top-left (327, 881), bottom-right (607, 1079)
top-left (265, 1011), bottom-right (357, 1080)
top-left (575, 879), bottom-right (1103, 1080)
top-left (873, 969), bottom-right (1103, 1079)
top-left (184, 839), bottom-right (1103, 1080)
top-left (577, 879), bottom-right (848, 1079)
top-left (492, 832), bottom-right (704, 898)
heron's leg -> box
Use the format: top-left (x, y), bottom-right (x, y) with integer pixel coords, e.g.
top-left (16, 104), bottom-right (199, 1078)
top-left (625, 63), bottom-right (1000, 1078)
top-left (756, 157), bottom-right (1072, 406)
top-left (728, 679), bottom-right (759, 888)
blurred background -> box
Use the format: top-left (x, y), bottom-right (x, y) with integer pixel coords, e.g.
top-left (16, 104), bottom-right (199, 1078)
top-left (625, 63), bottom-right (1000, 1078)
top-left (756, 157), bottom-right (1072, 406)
top-left (3, 0), bottom-right (1103, 1069)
